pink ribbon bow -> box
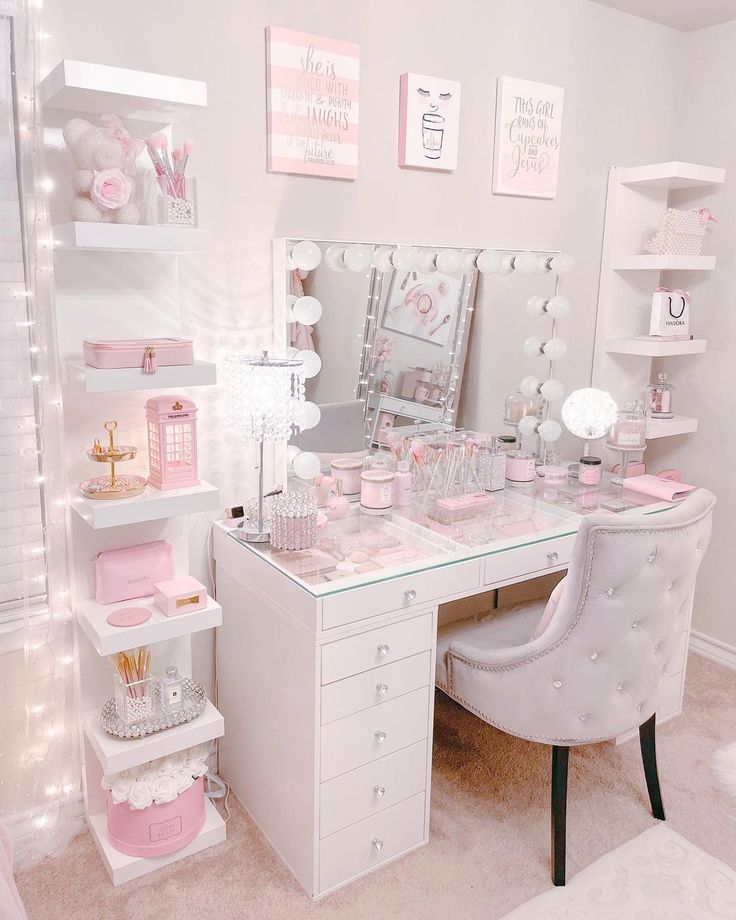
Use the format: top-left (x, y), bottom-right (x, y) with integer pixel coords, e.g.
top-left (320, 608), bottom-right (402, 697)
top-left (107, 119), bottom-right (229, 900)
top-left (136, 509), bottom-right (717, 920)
top-left (656, 286), bottom-right (691, 304)
top-left (697, 207), bottom-right (718, 224)
top-left (99, 114), bottom-right (145, 163)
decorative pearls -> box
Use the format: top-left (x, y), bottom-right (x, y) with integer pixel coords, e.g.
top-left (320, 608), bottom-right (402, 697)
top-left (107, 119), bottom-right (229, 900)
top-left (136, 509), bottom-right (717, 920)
top-left (477, 249), bottom-right (513, 274)
top-left (549, 252), bottom-right (575, 275)
top-left (343, 243), bottom-right (373, 273)
top-left (325, 244), bottom-right (347, 272)
top-left (271, 491), bottom-right (318, 550)
top-left (373, 246), bottom-right (395, 272)
top-left (545, 295), bottom-right (571, 318)
top-left (391, 245), bottom-right (419, 272)
top-left (290, 239), bottom-right (322, 271)
top-left (292, 295), bottom-right (322, 325)
top-left (542, 338), bottom-right (568, 360)
top-left (522, 336), bottom-right (544, 358)
top-left (292, 450), bottom-right (321, 480)
top-left (436, 248), bottom-right (462, 275)
top-left (540, 378), bottom-right (565, 402)
top-left (297, 349), bottom-right (321, 379)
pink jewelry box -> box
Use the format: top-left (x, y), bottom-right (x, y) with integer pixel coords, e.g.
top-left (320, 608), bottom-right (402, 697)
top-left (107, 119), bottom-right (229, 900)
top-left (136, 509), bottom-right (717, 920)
top-left (83, 338), bottom-right (194, 372)
top-left (153, 576), bottom-right (207, 617)
top-left (106, 776), bottom-right (205, 858)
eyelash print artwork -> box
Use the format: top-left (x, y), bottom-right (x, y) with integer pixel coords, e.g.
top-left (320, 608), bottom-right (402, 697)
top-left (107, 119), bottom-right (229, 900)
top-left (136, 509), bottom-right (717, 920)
top-left (399, 72), bottom-right (462, 170)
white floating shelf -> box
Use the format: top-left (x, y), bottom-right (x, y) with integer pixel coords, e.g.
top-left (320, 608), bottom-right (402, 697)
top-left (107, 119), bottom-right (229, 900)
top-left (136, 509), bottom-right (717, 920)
top-left (646, 415), bottom-right (698, 439)
top-left (71, 481), bottom-right (220, 529)
top-left (52, 222), bottom-right (211, 253)
top-left (606, 337), bottom-right (707, 357)
top-left (84, 700), bottom-right (224, 774)
top-left (77, 594), bottom-right (221, 657)
top-left (612, 255), bottom-right (716, 271)
top-left (66, 360), bottom-right (217, 394)
top-left (40, 60), bottom-right (207, 127)
top-left (88, 799), bottom-right (225, 887)
top-left (617, 162), bottom-right (726, 189)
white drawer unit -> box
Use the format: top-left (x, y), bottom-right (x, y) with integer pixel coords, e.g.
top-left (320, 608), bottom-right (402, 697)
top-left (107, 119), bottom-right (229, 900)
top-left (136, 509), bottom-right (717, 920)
top-left (320, 686), bottom-right (431, 781)
top-left (483, 534), bottom-right (575, 587)
top-left (321, 612), bottom-right (434, 686)
top-left (321, 559), bottom-right (480, 629)
top-left (319, 792), bottom-right (426, 893)
top-left (320, 740), bottom-right (428, 837)
top-left (321, 651), bottom-right (432, 724)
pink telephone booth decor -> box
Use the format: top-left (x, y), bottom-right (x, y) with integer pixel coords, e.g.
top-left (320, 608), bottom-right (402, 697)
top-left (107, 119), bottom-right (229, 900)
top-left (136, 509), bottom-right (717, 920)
top-left (145, 395), bottom-right (199, 490)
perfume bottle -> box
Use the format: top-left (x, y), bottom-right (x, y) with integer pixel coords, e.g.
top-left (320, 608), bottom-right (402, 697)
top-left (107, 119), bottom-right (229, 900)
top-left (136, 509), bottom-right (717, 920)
top-left (610, 400), bottom-right (647, 449)
top-left (159, 666), bottom-right (184, 715)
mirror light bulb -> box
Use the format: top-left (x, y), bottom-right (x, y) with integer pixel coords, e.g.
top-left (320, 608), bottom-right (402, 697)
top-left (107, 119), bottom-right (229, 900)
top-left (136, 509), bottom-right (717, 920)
top-left (549, 252), bottom-right (575, 275)
top-left (417, 250), bottom-right (438, 274)
top-left (540, 378), bottom-right (565, 402)
top-left (325, 244), bottom-right (347, 272)
top-left (391, 246), bottom-right (419, 272)
top-left (292, 296), bottom-right (322, 325)
top-left (286, 346), bottom-right (299, 359)
top-left (343, 243), bottom-right (373, 273)
top-left (436, 249), bottom-right (462, 275)
top-left (290, 239), bottom-right (322, 271)
top-left (518, 415), bottom-right (539, 436)
top-left (526, 296), bottom-right (548, 317)
top-left (477, 249), bottom-right (514, 275)
top-left (292, 450), bottom-right (321, 480)
top-left (522, 336), bottom-right (544, 358)
top-left (285, 295), bottom-right (297, 323)
top-left (545, 295), bottom-right (571, 319)
top-left (514, 251), bottom-right (541, 275)
top-left (297, 349), bottom-right (322, 378)
top-left (459, 251), bottom-right (479, 274)
top-left (373, 246), bottom-right (395, 272)
top-left (542, 338), bottom-right (568, 361)
top-left (300, 401), bottom-right (321, 431)
top-left (287, 445), bottom-right (302, 469)
top-left (519, 376), bottom-right (541, 397)
top-left (538, 419), bottom-right (562, 442)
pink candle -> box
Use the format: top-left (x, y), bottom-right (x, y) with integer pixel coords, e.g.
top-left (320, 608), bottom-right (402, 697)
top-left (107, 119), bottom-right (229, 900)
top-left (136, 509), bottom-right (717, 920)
top-left (360, 470), bottom-right (395, 515)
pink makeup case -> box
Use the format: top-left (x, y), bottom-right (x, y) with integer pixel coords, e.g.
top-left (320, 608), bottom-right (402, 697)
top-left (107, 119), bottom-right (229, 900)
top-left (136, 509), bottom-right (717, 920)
top-left (95, 540), bottom-right (175, 605)
top-left (83, 338), bottom-right (194, 372)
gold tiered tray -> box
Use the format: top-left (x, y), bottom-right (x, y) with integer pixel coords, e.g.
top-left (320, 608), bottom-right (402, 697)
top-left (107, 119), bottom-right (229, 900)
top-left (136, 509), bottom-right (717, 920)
top-left (80, 420), bottom-right (147, 500)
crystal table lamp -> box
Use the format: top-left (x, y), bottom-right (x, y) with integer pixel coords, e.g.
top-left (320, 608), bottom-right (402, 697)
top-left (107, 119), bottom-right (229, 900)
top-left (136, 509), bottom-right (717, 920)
top-left (224, 351), bottom-right (306, 542)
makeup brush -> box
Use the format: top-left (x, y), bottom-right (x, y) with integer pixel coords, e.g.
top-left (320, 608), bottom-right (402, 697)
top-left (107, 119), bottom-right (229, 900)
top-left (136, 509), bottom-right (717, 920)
top-left (147, 134), bottom-right (176, 194)
top-left (179, 138), bottom-right (193, 176)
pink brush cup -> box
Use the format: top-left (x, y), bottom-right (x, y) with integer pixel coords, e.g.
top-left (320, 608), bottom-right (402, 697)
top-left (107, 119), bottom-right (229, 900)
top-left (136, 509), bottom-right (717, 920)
top-left (105, 776), bottom-right (206, 857)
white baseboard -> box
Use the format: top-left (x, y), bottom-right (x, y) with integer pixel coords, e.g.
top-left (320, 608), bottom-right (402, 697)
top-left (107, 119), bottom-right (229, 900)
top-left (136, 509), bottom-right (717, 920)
top-left (690, 630), bottom-right (736, 670)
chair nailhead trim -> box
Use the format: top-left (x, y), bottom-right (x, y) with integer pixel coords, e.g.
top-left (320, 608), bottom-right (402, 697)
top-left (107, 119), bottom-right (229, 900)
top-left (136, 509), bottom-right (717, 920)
top-left (552, 680), bottom-right (562, 689)
top-left (588, 652), bottom-right (598, 661)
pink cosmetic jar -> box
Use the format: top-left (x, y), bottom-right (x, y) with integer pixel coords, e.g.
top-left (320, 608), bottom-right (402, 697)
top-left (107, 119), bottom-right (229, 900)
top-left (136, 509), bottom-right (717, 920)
top-left (360, 470), bottom-right (395, 515)
top-left (579, 456), bottom-right (602, 486)
top-left (331, 457), bottom-right (362, 496)
top-left (536, 465), bottom-right (568, 485)
top-left (505, 450), bottom-right (536, 483)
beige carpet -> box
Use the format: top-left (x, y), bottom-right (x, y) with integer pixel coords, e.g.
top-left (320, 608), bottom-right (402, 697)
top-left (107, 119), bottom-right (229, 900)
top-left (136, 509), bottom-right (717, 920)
top-left (17, 654), bottom-right (736, 920)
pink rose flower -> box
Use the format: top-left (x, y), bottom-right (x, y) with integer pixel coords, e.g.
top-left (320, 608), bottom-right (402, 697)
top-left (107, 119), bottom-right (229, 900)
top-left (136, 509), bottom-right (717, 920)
top-left (90, 167), bottom-right (132, 210)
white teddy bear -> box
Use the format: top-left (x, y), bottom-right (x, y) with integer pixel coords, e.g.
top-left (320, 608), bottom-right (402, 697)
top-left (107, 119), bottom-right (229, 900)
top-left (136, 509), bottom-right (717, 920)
top-left (62, 114), bottom-right (144, 224)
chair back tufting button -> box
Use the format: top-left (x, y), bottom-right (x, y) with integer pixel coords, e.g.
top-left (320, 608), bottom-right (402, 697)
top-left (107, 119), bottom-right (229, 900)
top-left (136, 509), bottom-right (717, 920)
top-left (647, 551), bottom-right (657, 563)
top-left (552, 680), bottom-right (562, 689)
top-left (579, 713), bottom-right (589, 722)
top-left (606, 587), bottom-right (615, 598)
top-left (631, 620), bottom-right (639, 629)
top-left (588, 652), bottom-right (598, 661)
top-left (616, 683), bottom-right (624, 692)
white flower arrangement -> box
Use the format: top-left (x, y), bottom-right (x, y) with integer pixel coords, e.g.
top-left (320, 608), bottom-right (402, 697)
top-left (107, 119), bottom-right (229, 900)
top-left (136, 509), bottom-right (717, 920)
top-left (101, 743), bottom-right (210, 810)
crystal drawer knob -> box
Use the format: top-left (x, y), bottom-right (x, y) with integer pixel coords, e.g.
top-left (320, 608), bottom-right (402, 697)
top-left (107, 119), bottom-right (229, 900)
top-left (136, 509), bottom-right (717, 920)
top-left (375, 730), bottom-right (387, 744)
top-left (372, 837), bottom-right (384, 853)
top-left (547, 551), bottom-right (559, 564)
top-left (404, 588), bottom-right (417, 603)
top-left (376, 682), bottom-right (389, 697)
top-left (374, 784), bottom-right (386, 798)
top-left (377, 643), bottom-right (390, 657)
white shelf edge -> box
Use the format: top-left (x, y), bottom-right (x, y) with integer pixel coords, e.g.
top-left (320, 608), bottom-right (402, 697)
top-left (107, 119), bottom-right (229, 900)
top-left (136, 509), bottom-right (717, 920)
top-left (66, 360), bottom-right (217, 393)
top-left (612, 255), bottom-right (716, 271)
top-left (646, 415), bottom-right (698, 439)
top-left (616, 161), bottom-right (725, 189)
top-left (605, 337), bottom-right (707, 357)
top-left (71, 481), bottom-right (220, 529)
top-left (77, 594), bottom-right (221, 657)
top-left (84, 700), bottom-right (224, 774)
top-left (88, 799), bottom-right (225, 887)
top-left (52, 222), bottom-right (212, 253)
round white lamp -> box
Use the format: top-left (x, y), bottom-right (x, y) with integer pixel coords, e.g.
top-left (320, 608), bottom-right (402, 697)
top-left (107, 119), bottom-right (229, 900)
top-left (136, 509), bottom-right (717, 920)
top-left (417, 250), bottom-right (438, 274)
top-left (391, 246), bottom-right (419, 272)
top-left (292, 296), bottom-right (322, 325)
top-left (436, 248), bottom-right (462, 275)
top-left (290, 240), bottom-right (322, 271)
top-left (373, 246), bottom-right (395, 273)
top-left (343, 244), bottom-right (373, 273)
top-left (561, 388), bottom-right (617, 460)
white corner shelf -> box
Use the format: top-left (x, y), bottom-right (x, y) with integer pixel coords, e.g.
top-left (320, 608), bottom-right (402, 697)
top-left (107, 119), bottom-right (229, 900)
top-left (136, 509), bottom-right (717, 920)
top-left (646, 415), bottom-right (698, 439)
top-left (52, 222), bottom-right (211, 253)
top-left (71, 481), bottom-right (220, 529)
top-left (605, 337), bottom-right (707, 357)
top-left (40, 60), bottom-right (207, 128)
top-left (77, 594), bottom-right (221, 657)
top-left (66, 360), bottom-right (217, 394)
top-left (84, 700), bottom-right (224, 774)
top-left (88, 798), bottom-right (225, 887)
top-left (617, 162), bottom-right (726, 189)
top-left (612, 255), bottom-right (716, 271)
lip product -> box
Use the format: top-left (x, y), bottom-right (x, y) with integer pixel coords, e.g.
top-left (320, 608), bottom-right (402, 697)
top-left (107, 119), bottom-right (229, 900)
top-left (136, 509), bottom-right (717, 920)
top-left (579, 456), bottom-right (602, 486)
top-left (331, 457), bottom-right (362, 496)
top-left (360, 470), bottom-right (395, 515)
top-left (505, 450), bottom-right (536, 483)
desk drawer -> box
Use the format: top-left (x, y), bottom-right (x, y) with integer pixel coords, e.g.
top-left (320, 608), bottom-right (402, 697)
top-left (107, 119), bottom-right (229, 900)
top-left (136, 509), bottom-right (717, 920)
top-left (321, 651), bottom-right (432, 724)
top-left (320, 740), bottom-right (428, 837)
top-left (322, 559), bottom-right (480, 630)
top-left (319, 792), bottom-right (425, 893)
top-left (321, 612), bottom-right (433, 686)
top-left (483, 535), bottom-right (575, 587)
top-left (320, 686), bottom-right (430, 781)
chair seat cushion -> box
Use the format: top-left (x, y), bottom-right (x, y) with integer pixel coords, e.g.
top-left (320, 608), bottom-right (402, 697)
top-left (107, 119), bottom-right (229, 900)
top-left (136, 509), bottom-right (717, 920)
top-left (436, 600), bottom-right (547, 690)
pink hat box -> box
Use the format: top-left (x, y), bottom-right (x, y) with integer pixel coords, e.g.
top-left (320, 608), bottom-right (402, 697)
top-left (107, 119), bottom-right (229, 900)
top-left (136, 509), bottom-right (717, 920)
top-left (105, 776), bottom-right (206, 857)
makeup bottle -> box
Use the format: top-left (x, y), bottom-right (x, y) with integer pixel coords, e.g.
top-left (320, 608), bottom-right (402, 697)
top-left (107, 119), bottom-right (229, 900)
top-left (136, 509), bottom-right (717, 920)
top-left (160, 666), bottom-right (184, 715)
top-left (394, 461), bottom-right (412, 507)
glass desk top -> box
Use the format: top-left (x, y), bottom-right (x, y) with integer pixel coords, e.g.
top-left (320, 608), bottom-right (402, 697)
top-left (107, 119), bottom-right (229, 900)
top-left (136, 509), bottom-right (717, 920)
top-left (221, 475), bottom-right (673, 598)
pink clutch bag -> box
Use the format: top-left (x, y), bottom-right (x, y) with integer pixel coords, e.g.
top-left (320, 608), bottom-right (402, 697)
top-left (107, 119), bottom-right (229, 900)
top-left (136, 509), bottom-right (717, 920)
top-left (83, 338), bottom-right (194, 373)
top-left (95, 540), bottom-right (175, 605)
top-left (622, 474), bottom-right (695, 502)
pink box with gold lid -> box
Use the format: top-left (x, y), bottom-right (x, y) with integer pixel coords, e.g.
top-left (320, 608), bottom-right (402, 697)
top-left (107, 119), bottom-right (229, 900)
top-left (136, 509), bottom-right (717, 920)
top-left (153, 576), bottom-right (207, 617)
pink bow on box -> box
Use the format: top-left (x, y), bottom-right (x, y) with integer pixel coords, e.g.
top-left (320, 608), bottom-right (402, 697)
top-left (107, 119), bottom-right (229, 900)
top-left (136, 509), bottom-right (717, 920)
top-left (100, 114), bottom-right (145, 162)
top-left (697, 208), bottom-right (718, 224)
top-left (656, 286), bottom-right (691, 304)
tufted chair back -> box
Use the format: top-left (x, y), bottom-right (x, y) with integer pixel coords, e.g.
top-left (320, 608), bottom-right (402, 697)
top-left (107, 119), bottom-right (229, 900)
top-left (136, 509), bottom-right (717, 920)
top-left (445, 489), bottom-right (716, 745)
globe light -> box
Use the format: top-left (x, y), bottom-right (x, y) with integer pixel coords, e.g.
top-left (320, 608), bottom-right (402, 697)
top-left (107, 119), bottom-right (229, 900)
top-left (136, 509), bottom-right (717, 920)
top-left (436, 248), bottom-right (462, 275)
top-left (518, 414), bottom-right (539, 436)
top-left (526, 296), bottom-right (548, 317)
top-left (373, 246), bottom-right (395, 272)
top-left (290, 239), bottom-right (322, 271)
top-left (514, 251), bottom-right (541, 274)
top-left (540, 378), bottom-right (565, 402)
top-left (459, 250), bottom-right (479, 274)
top-left (325, 244), bottom-right (347, 272)
top-left (391, 246), bottom-right (419, 272)
top-left (542, 338), bottom-right (568, 360)
top-left (417, 250), bottom-right (438, 274)
top-left (545, 295), bottom-right (571, 318)
top-left (292, 450), bottom-right (321, 480)
top-left (297, 349), bottom-right (322, 378)
top-left (538, 419), bottom-right (562, 442)
top-left (286, 444), bottom-right (302, 470)
top-left (343, 243), bottom-right (374, 273)
top-left (300, 401), bottom-right (321, 430)
top-left (519, 375), bottom-right (541, 397)
top-left (549, 252), bottom-right (575, 275)
top-left (477, 249), bottom-right (513, 274)
top-left (286, 346), bottom-right (300, 359)
top-left (522, 336), bottom-right (544, 358)
top-left (292, 296), bottom-right (322, 325)
top-left (286, 295), bottom-right (298, 323)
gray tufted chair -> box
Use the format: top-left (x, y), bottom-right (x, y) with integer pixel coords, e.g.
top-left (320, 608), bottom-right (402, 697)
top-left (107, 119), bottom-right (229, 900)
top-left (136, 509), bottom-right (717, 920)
top-left (436, 488), bottom-right (715, 886)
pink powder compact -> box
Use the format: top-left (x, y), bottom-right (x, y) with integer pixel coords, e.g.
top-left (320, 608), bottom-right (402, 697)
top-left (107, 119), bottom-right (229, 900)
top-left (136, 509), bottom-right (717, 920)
top-left (505, 450), bottom-right (536, 483)
top-left (152, 576), bottom-right (207, 617)
top-left (536, 465), bottom-right (568, 485)
top-left (331, 457), bottom-right (363, 496)
top-left (360, 470), bottom-right (395, 515)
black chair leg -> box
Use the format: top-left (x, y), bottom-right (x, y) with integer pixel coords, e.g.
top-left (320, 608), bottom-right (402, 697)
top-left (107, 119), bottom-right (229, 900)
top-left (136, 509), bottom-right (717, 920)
top-left (551, 745), bottom-right (569, 886)
top-left (639, 712), bottom-right (665, 820)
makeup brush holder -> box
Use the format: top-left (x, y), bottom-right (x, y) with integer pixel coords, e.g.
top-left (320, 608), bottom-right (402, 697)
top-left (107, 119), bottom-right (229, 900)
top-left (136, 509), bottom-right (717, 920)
top-left (270, 491), bottom-right (318, 551)
top-left (156, 176), bottom-right (197, 227)
top-left (114, 674), bottom-right (154, 727)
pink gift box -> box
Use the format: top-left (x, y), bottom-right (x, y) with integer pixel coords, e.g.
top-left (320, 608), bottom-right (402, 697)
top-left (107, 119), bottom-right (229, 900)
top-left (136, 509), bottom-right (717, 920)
top-left (152, 576), bottom-right (207, 617)
top-left (106, 776), bottom-right (206, 858)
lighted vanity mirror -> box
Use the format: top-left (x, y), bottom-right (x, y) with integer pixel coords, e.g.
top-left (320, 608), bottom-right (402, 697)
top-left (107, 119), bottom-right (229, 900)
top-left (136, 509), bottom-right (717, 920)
top-left (274, 239), bottom-right (565, 453)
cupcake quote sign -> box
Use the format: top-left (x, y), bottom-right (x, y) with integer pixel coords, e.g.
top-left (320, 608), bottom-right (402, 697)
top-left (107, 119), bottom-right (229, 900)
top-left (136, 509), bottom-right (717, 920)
top-left (266, 26), bottom-right (360, 179)
top-left (492, 76), bottom-right (564, 199)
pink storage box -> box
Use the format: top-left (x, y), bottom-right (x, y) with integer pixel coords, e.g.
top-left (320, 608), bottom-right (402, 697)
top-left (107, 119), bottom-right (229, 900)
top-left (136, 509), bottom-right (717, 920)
top-left (106, 776), bottom-right (205, 858)
top-left (153, 576), bottom-right (207, 617)
top-left (95, 540), bottom-right (175, 605)
top-left (83, 338), bottom-right (194, 372)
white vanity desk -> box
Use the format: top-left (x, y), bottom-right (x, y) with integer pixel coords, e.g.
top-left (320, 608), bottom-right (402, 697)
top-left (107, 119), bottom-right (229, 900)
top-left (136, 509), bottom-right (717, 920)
top-left (212, 480), bottom-right (686, 898)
